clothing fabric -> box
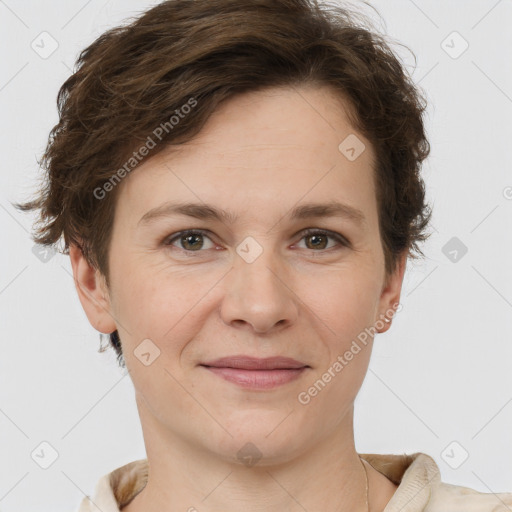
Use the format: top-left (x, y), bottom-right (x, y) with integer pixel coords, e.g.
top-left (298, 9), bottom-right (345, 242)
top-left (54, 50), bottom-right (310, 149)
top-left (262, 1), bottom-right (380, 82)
top-left (76, 452), bottom-right (512, 511)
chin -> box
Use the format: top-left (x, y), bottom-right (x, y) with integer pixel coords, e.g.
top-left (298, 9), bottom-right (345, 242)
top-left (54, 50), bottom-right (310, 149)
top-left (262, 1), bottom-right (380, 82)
top-left (206, 414), bottom-right (312, 466)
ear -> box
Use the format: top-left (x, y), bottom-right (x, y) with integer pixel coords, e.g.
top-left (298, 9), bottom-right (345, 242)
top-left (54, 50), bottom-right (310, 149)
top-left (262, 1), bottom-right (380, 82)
top-left (375, 251), bottom-right (408, 334)
top-left (69, 243), bottom-right (117, 334)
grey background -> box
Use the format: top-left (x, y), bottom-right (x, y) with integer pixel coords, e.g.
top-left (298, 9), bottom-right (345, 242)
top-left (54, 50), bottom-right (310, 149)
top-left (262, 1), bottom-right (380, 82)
top-left (1, 0), bottom-right (511, 511)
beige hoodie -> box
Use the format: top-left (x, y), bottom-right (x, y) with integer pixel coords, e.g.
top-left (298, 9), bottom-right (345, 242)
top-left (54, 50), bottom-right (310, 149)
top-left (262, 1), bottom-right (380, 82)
top-left (76, 452), bottom-right (512, 511)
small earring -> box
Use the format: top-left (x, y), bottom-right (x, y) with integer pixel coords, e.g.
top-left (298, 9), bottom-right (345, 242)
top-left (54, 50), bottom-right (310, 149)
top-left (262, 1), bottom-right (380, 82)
top-left (378, 316), bottom-right (391, 333)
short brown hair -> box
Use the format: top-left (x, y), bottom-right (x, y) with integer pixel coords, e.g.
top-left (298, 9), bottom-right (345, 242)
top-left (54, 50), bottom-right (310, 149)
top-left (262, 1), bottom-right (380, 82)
top-left (15, 0), bottom-right (433, 367)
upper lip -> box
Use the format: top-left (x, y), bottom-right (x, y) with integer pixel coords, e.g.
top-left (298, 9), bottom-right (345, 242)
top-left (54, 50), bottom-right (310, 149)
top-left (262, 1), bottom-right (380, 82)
top-left (201, 355), bottom-right (308, 370)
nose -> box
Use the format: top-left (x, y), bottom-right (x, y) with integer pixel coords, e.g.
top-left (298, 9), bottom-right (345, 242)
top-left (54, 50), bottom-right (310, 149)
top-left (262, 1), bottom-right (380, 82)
top-left (219, 243), bottom-right (299, 335)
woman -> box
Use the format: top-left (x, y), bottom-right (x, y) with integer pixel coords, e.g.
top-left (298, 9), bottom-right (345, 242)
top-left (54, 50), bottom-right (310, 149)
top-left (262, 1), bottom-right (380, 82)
top-left (15, 0), bottom-right (512, 510)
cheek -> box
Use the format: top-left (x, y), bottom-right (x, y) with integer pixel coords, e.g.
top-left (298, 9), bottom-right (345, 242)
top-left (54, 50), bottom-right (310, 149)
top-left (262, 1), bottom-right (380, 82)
top-left (299, 277), bottom-right (377, 411)
top-left (300, 269), bottom-right (380, 338)
top-left (112, 264), bottom-right (212, 357)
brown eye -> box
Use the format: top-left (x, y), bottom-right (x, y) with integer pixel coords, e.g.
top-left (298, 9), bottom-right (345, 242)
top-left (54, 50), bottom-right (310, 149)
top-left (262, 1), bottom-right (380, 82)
top-left (304, 233), bottom-right (328, 250)
top-left (180, 233), bottom-right (204, 251)
top-left (297, 229), bottom-right (349, 251)
top-left (165, 230), bottom-right (215, 252)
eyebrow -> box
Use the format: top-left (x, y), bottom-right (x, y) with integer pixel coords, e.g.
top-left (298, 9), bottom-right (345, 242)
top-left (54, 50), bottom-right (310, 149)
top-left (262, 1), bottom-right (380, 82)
top-left (137, 200), bottom-right (367, 228)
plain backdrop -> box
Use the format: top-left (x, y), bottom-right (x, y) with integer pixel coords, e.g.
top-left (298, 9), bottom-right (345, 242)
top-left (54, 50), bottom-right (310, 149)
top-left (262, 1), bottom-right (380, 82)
top-left (1, 0), bottom-right (511, 511)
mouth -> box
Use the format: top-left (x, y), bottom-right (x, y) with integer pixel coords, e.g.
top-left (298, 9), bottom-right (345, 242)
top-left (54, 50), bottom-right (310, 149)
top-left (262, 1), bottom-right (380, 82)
top-left (199, 355), bottom-right (310, 390)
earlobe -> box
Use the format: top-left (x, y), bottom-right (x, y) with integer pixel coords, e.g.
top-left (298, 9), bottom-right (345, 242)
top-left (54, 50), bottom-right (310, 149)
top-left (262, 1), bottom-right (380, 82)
top-left (376, 251), bottom-right (408, 333)
top-left (68, 243), bottom-right (117, 334)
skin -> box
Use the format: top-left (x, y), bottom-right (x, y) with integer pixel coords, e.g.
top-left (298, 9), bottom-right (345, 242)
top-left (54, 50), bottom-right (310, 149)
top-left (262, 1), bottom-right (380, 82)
top-left (70, 84), bottom-right (407, 512)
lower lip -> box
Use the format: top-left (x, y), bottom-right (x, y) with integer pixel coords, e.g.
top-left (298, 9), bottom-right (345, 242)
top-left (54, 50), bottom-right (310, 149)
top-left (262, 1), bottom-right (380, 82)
top-left (201, 366), bottom-right (307, 389)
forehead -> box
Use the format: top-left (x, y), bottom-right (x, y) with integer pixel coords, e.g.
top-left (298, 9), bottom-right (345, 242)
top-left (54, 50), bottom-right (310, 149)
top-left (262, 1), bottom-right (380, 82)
top-left (166, 85), bottom-right (370, 161)
top-left (117, 85), bottom-right (377, 226)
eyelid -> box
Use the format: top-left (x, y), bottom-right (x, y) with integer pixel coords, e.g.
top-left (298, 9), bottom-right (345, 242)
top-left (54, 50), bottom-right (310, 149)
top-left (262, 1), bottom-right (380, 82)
top-left (164, 229), bottom-right (218, 253)
top-left (297, 228), bottom-right (350, 249)
top-left (163, 227), bottom-right (350, 253)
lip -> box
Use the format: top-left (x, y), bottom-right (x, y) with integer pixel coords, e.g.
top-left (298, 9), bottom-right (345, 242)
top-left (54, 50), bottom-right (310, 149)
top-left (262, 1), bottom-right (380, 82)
top-left (201, 355), bottom-right (308, 370)
top-left (200, 356), bottom-right (310, 390)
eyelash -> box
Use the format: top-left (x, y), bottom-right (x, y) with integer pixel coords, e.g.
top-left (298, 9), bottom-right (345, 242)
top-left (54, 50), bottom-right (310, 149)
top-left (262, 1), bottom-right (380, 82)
top-left (163, 228), bottom-right (350, 256)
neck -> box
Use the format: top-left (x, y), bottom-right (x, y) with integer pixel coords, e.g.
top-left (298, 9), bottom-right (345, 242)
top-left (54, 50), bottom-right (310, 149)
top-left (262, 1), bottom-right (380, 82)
top-left (123, 396), bottom-right (369, 512)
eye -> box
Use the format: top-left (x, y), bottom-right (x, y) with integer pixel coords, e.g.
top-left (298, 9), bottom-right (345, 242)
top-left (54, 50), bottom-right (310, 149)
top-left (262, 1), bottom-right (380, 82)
top-left (163, 228), bottom-right (349, 254)
top-left (164, 230), bottom-right (216, 252)
top-left (294, 228), bottom-right (349, 251)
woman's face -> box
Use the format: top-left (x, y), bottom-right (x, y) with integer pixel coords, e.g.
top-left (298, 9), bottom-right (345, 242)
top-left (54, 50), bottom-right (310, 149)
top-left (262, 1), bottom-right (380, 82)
top-left (74, 85), bottom-right (405, 464)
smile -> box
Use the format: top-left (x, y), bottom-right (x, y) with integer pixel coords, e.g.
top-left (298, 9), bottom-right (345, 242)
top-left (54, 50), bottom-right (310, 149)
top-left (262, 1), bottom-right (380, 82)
top-left (200, 365), bottom-right (308, 389)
